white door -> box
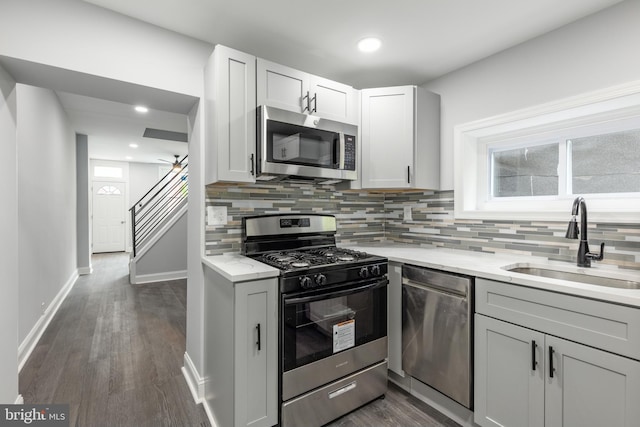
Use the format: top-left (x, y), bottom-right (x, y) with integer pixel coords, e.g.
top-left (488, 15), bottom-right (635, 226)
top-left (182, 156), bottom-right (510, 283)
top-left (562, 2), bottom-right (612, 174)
top-left (474, 315), bottom-right (545, 427)
top-left (361, 86), bottom-right (415, 189)
top-left (92, 181), bottom-right (126, 253)
top-left (545, 335), bottom-right (640, 427)
top-left (257, 58), bottom-right (308, 114)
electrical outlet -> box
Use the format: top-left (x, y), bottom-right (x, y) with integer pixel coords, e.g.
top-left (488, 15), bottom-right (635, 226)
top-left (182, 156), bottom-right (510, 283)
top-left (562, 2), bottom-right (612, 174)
top-left (207, 206), bottom-right (228, 226)
top-left (403, 206), bottom-right (413, 221)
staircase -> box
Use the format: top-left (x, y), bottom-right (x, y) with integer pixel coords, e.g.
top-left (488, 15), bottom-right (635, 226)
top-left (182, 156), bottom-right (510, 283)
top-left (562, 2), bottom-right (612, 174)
top-left (129, 155), bottom-right (188, 284)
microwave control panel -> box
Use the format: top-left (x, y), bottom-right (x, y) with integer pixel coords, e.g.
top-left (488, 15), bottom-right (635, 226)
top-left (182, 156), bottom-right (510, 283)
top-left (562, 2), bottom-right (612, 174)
top-left (344, 135), bottom-right (356, 171)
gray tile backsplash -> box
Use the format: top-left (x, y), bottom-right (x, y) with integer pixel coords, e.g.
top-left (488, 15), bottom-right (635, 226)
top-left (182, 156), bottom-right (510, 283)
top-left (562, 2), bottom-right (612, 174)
top-left (205, 183), bottom-right (640, 270)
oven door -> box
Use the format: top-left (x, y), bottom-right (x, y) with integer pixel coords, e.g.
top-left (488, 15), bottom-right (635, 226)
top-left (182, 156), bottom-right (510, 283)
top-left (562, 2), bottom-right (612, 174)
top-left (281, 278), bottom-right (388, 401)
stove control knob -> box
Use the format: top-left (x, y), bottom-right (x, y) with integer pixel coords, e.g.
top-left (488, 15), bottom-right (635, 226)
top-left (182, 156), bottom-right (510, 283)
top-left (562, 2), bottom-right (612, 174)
top-left (371, 265), bottom-right (381, 276)
top-left (314, 274), bottom-right (327, 287)
top-left (299, 276), bottom-right (313, 289)
top-left (359, 267), bottom-right (370, 279)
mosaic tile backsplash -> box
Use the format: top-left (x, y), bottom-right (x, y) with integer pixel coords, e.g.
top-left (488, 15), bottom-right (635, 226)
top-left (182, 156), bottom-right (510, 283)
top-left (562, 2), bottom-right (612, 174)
top-left (205, 183), bottom-right (640, 270)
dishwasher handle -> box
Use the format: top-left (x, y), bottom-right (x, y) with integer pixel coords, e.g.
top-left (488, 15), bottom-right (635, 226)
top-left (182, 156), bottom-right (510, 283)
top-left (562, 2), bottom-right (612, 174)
top-left (402, 277), bottom-right (467, 299)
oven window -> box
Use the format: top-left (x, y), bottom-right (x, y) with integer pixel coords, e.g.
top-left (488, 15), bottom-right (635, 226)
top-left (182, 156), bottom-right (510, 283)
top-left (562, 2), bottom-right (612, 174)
top-left (267, 120), bottom-right (339, 168)
top-left (282, 281), bottom-right (387, 372)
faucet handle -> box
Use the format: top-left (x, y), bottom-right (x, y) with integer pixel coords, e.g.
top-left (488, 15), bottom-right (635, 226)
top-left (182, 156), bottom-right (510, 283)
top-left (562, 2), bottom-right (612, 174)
top-left (587, 242), bottom-right (605, 262)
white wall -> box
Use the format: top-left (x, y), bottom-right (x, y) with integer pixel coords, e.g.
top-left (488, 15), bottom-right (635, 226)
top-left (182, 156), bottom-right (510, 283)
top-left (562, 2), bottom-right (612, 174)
top-left (17, 84), bottom-right (77, 344)
top-left (0, 0), bottom-right (212, 97)
top-left (0, 64), bottom-right (19, 403)
top-left (186, 99), bottom-right (205, 379)
top-left (129, 162), bottom-right (165, 204)
top-left (425, 0), bottom-right (640, 190)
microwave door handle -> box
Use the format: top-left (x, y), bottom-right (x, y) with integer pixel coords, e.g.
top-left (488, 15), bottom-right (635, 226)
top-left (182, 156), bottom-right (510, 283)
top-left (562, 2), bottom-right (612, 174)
top-left (334, 134), bottom-right (341, 168)
top-left (284, 278), bottom-right (389, 305)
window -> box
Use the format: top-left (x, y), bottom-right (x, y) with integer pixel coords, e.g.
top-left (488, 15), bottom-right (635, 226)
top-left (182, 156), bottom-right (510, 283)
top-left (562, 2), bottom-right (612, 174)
top-left (455, 82), bottom-right (640, 223)
top-left (94, 166), bottom-right (123, 178)
top-left (96, 185), bottom-right (122, 195)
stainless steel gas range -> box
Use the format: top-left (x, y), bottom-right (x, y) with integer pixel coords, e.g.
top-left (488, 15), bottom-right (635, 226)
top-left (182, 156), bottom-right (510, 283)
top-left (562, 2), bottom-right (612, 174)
top-left (242, 213), bottom-right (388, 427)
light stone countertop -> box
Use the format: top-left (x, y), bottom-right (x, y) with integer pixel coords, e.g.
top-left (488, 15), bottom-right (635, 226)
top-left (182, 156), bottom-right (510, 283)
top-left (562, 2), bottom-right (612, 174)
top-left (202, 253), bottom-right (279, 283)
top-left (202, 245), bottom-right (640, 308)
top-left (344, 244), bottom-right (640, 308)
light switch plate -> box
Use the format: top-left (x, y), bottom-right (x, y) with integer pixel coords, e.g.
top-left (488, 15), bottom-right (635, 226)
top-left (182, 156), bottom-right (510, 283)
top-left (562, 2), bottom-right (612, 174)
top-left (207, 206), bottom-right (228, 226)
top-left (403, 206), bottom-right (412, 221)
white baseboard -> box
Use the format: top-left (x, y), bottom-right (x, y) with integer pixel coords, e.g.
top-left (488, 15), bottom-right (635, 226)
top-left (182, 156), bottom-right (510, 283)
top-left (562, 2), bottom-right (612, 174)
top-left (132, 269), bottom-right (187, 284)
top-left (181, 352), bottom-right (218, 427)
top-left (15, 394), bottom-right (23, 404)
top-left (181, 352), bottom-right (206, 404)
top-left (78, 265), bottom-right (93, 275)
top-left (18, 269), bottom-right (78, 372)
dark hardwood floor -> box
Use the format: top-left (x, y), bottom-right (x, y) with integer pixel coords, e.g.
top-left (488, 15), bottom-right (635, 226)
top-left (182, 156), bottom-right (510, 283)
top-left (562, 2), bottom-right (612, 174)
top-left (20, 252), bottom-right (209, 427)
top-left (20, 252), bottom-right (460, 427)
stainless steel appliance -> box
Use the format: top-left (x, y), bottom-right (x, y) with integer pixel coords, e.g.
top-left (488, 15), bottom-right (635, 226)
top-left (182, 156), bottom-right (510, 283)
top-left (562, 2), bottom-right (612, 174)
top-left (242, 214), bottom-right (388, 427)
top-left (402, 265), bottom-right (474, 409)
top-left (257, 106), bottom-right (358, 182)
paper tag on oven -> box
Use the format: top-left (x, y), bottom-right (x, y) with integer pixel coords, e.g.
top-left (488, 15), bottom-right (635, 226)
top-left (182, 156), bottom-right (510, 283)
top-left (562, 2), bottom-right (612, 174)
top-left (333, 319), bottom-right (355, 353)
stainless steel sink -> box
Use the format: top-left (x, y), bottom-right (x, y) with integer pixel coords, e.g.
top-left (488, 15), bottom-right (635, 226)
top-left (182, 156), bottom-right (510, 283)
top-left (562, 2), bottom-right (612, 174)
top-left (505, 266), bottom-right (640, 289)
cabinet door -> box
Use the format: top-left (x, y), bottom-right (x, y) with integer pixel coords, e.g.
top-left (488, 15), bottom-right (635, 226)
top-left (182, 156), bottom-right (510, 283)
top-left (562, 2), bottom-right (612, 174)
top-left (309, 75), bottom-right (358, 124)
top-left (545, 335), bottom-right (640, 427)
top-left (257, 58), bottom-right (308, 113)
top-left (234, 280), bottom-right (278, 427)
top-left (214, 45), bottom-right (256, 182)
top-left (474, 315), bottom-right (545, 427)
top-left (361, 86), bottom-right (415, 189)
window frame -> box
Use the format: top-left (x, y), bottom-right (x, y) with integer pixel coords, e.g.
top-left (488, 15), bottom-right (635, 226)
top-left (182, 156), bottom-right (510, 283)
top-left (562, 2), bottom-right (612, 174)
top-left (454, 81), bottom-right (640, 223)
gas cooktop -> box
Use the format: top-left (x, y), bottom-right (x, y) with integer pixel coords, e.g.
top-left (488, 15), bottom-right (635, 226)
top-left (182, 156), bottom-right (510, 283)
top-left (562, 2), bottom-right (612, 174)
top-left (254, 247), bottom-right (372, 271)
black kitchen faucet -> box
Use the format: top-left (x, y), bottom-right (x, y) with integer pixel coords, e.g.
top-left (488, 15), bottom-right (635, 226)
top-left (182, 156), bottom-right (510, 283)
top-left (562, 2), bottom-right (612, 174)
top-left (565, 196), bottom-right (605, 267)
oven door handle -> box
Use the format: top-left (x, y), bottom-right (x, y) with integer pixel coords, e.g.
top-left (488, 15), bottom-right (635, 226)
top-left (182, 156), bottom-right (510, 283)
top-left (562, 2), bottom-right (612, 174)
top-left (284, 278), bottom-right (389, 305)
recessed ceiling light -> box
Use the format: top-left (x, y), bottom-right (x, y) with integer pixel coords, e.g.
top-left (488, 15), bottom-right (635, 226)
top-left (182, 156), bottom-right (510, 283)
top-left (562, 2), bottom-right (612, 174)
top-left (125, 156), bottom-right (133, 160)
top-left (134, 105), bottom-right (148, 113)
top-left (358, 37), bottom-right (381, 53)
top-left (129, 143), bottom-right (138, 148)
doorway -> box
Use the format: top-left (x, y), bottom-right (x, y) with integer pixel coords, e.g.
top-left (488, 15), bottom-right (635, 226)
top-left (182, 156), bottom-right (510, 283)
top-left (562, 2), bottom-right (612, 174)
top-left (91, 160), bottom-right (129, 253)
top-left (92, 181), bottom-right (126, 252)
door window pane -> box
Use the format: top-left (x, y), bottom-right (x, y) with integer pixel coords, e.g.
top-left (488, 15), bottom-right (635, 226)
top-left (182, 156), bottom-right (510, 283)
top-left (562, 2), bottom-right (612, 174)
top-left (570, 129), bottom-right (640, 194)
top-left (491, 143), bottom-right (559, 197)
top-left (94, 166), bottom-right (123, 178)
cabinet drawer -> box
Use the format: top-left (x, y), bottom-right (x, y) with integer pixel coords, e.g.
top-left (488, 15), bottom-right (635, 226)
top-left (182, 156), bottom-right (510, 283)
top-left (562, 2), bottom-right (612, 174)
top-left (476, 278), bottom-right (640, 361)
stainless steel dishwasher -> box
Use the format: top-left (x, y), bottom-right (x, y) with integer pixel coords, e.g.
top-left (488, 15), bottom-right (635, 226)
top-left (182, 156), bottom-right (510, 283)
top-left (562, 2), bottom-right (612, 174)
top-left (402, 265), bottom-right (473, 409)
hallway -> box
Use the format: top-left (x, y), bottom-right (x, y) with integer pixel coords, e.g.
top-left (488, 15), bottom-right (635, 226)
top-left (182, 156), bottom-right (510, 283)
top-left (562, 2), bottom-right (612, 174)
top-left (19, 252), bottom-right (209, 427)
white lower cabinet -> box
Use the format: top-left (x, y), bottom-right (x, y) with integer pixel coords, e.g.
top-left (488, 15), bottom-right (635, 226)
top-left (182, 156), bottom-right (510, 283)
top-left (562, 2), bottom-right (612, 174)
top-left (475, 279), bottom-right (640, 427)
top-left (204, 267), bottom-right (278, 427)
top-left (475, 315), bottom-right (544, 427)
top-left (234, 281), bottom-right (278, 427)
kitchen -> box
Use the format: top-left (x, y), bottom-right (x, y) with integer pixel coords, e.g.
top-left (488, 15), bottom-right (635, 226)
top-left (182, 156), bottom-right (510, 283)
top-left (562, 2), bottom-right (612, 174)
top-left (1, 1), bottom-right (640, 427)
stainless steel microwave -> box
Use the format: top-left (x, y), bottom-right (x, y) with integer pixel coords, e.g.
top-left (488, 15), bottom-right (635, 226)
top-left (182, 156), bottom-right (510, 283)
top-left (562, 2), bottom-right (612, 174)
top-left (257, 105), bottom-right (358, 182)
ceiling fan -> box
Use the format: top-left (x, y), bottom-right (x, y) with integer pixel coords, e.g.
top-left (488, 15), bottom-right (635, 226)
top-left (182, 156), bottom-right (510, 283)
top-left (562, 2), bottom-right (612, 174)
top-left (159, 154), bottom-right (183, 171)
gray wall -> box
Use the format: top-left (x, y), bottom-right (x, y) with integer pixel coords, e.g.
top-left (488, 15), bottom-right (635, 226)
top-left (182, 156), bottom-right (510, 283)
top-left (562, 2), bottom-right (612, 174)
top-left (425, 0), bottom-right (640, 191)
top-left (0, 64), bottom-right (19, 403)
top-left (76, 134), bottom-right (91, 273)
top-left (17, 84), bottom-right (77, 344)
top-left (136, 210), bottom-right (188, 275)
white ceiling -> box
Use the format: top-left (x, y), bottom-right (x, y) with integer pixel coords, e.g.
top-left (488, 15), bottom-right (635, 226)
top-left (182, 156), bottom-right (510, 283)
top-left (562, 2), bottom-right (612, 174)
top-left (83, 0), bottom-right (623, 88)
top-left (57, 92), bottom-right (188, 164)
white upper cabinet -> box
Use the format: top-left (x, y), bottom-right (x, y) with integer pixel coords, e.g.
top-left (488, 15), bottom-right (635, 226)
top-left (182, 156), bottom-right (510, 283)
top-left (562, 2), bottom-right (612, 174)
top-left (205, 45), bottom-right (257, 184)
top-left (257, 58), bottom-right (358, 124)
top-left (360, 86), bottom-right (440, 190)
